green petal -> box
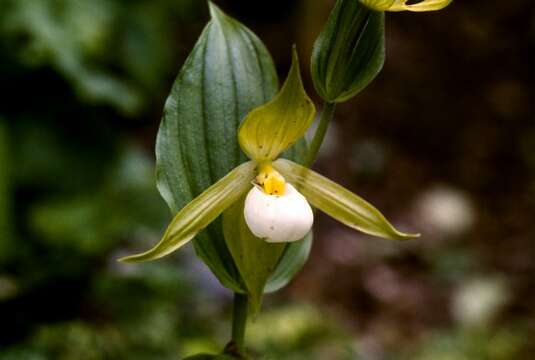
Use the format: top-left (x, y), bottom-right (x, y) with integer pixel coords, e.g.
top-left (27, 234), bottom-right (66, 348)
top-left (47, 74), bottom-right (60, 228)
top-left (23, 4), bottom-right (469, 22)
top-left (273, 159), bottom-right (419, 240)
top-left (238, 47), bottom-right (316, 162)
top-left (119, 161), bottom-right (256, 262)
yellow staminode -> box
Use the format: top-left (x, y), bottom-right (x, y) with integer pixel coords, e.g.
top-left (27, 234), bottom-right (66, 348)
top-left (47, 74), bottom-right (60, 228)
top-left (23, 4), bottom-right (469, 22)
top-left (255, 163), bottom-right (286, 196)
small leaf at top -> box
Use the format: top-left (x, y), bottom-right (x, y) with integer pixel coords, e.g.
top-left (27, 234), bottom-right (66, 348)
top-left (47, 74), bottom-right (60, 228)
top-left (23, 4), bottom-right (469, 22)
top-left (274, 159), bottom-right (419, 241)
top-left (238, 47), bottom-right (316, 163)
top-left (311, 0), bottom-right (385, 103)
top-left (120, 161), bottom-right (256, 263)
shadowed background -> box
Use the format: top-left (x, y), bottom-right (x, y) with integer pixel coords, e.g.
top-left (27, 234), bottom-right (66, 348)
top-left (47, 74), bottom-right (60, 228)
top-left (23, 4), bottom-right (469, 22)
top-left (0, 0), bottom-right (533, 358)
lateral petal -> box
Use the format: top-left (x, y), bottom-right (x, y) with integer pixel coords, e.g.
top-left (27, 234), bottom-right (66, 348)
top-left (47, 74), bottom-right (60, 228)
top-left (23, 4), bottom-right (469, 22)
top-left (274, 159), bottom-right (419, 240)
top-left (120, 161), bottom-right (257, 262)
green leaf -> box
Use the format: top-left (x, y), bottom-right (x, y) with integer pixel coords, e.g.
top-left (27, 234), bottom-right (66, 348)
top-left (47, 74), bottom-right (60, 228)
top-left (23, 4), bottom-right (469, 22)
top-left (154, 2), bottom-right (279, 291)
top-left (120, 161), bottom-right (256, 263)
top-left (274, 159), bottom-right (419, 240)
top-left (311, 0), bottom-right (385, 103)
top-left (223, 197), bottom-right (286, 314)
top-left (265, 231), bottom-right (313, 293)
top-left (238, 47), bottom-right (316, 162)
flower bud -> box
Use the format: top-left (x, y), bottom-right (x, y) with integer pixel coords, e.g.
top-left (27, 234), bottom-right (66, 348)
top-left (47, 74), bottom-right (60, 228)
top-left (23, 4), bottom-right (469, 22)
top-left (311, 0), bottom-right (385, 103)
top-left (244, 184), bottom-right (313, 243)
top-left (360, 0), bottom-right (452, 12)
top-left (359, 0), bottom-right (396, 11)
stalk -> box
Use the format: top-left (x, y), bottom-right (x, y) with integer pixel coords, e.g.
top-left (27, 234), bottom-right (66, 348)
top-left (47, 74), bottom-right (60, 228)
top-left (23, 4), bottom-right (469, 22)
top-left (304, 101), bottom-right (336, 167)
top-left (230, 293), bottom-right (248, 353)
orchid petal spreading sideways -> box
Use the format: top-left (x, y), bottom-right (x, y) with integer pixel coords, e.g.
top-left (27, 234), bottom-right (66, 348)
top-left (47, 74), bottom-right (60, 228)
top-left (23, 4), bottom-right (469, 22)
top-left (120, 47), bottom-right (416, 264)
top-left (119, 161), bottom-right (257, 262)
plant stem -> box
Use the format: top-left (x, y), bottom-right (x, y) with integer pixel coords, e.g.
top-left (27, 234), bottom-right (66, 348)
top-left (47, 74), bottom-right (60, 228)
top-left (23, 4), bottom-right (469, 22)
top-left (231, 292), bottom-right (248, 352)
top-left (304, 101), bottom-right (336, 167)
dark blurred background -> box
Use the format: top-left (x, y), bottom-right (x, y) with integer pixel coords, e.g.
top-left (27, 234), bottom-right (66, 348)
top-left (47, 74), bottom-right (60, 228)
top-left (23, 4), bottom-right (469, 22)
top-left (1, 0), bottom-right (533, 358)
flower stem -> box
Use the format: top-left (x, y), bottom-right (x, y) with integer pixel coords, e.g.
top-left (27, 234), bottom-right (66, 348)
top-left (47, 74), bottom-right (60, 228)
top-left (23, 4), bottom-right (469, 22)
top-left (304, 101), bottom-right (336, 167)
top-left (231, 292), bottom-right (248, 352)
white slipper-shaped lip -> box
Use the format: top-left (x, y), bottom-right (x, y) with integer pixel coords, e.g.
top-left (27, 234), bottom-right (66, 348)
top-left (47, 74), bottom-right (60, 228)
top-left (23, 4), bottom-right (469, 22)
top-left (244, 183), bottom-right (313, 243)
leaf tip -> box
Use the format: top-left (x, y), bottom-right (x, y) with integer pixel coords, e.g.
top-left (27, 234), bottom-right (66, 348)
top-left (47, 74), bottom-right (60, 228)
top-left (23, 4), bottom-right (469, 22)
top-left (207, 1), bottom-right (219, 17)
top-left (117, 248), bottom-right (165, 263)
top-left (117, 253), bottom-right (145, 263)
top-left (288, 45), bottom-right (301, 78)
top-left (208, 1), bottom-right (228, 22)
top-left (391, 230), bottom-right (421, 241)
top-left (291, 44), bottom-right (298, 60)
top-left (248, 291), bottom-right (264, 317)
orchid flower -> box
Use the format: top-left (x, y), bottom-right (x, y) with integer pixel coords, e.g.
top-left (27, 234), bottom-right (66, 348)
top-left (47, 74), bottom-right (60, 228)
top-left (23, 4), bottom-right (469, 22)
top-left (120, 49), bottom-right (417, 264)
top-left (359, 0), bottom-right (452, 12)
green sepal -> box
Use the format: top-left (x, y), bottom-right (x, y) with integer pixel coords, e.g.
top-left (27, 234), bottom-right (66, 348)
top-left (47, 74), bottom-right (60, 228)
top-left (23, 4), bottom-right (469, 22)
top-left (238, 47), bottom-right (316, 163)
top-left (311, 0), bottom-right (385, 103)
top-left (223, 196), bottom-right (286, 315)
top-left (153, 2), bottom-right (279, 291)
top-left (120, 162), bottom-right (256, 263)
top-left (274, 159), bottom-right (419, 240)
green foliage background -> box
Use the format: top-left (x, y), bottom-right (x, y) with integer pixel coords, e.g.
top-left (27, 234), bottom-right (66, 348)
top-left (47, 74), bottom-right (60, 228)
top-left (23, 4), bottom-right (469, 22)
top-left (0, 0), bottom-right (533, 359)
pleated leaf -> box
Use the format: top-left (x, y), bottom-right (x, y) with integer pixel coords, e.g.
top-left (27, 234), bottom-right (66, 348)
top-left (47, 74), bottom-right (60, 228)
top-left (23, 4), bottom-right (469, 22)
top-left (120, 161), bottom-right (256, 263)
top-left (311, 0), bottom-right (385, 103)
top-left (153, 2), bottom-right (278, 291)
top-left (274, 159), bottom-right (419, 240)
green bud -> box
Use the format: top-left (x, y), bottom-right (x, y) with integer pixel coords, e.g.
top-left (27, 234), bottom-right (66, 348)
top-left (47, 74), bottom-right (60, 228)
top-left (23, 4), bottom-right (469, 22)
top-left (311, 0), bottom-right (385, 103)
top-left (360, 0), bottom-right (452, 12)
